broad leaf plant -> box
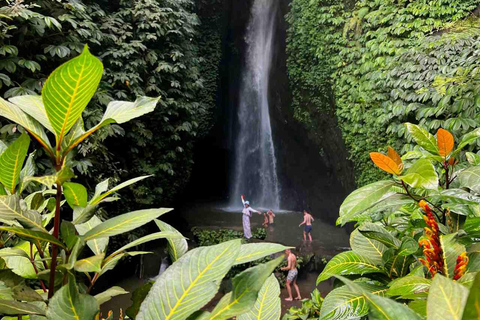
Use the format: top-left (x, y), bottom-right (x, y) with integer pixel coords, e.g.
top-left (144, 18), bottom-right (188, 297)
top-left (316, 124), bottom-right (480, 320)
top-left (0, 47), bottom-right (288, 319)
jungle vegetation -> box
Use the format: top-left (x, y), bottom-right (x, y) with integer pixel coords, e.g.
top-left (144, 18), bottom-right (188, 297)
top-left (287, 0), bottom-right (480, 186)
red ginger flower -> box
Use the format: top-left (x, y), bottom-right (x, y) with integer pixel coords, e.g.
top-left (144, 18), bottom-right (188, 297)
top-left (453, 252), bottom-right (469, 280)
top-left (418, 201), bottom-right (444, 277)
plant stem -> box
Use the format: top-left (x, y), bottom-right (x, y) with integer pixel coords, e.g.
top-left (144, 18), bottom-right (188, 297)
top-left (87, 273), bottom-right (99, 294)
top-left (48, 181), bottom-right (62, 299)
top-left (29, 243), bottom-right (47, 293)
top-left (34, 241), bottom-right (49, 270)
top-left (444, 162), bottom-right (450, 189)
top-left (401, 180), bottom-right (418, 202)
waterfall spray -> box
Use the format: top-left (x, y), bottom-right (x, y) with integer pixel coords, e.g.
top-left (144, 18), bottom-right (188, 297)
top-left (230, 0), bottom-right (280, 210)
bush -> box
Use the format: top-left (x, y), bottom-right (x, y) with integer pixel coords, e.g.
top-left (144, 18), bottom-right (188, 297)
top-left (191, 227), bottom-right (266, 246)
top-left (312, 124), bottom-right (480, 319)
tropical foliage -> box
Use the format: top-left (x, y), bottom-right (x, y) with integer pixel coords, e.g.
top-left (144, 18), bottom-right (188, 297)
top-left (0, 46), bottom-right (288, 320)
top-left (287, 0), bottom-right (480, 186)
top-left (0, 0), bottom-right (220, 209)
top-left (314, 125), bottom-right (480, 319)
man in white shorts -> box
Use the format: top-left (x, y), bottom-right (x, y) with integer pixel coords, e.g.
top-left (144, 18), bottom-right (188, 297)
top-left (281, 248), bottom-right (301, 301)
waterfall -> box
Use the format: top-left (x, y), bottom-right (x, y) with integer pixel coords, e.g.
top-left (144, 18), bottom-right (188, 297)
top-left (230, 0), bottom-right (280, 210)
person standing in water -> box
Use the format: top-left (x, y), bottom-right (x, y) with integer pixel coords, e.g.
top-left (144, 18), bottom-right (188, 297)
top-left (241, 195), bottom-right (262, 239)
top-left (262, 210), bottom-right (275, 228)
top-left (299, 210), bottom-right (314, 242)
top-left (281, 248), bottom-right (301, 301)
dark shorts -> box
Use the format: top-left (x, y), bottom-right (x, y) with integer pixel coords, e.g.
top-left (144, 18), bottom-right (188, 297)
top-left (304, 225), bottom-right (312, 233)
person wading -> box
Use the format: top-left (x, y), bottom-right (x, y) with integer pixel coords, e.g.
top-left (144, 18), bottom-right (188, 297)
top-left (281, 248), bottom-right (301, 301)
top-left (241, 195), bottom-right (262, 239)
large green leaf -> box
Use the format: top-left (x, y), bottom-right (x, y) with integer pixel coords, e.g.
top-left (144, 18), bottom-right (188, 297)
top-left (0, 195), bottom-right (45, 231)
top-left (359, 225), bottom-right (401, 249)
top-left (335, 276), bottom-right (422, 320)
top-left (337, 181), bottom-right (396, 226)
top-left (0, 300), bottom-right (45, 316)
top-left (317, 251), bottom-right (384, 284)
top-left (427, 275), bottom-right (468, 320)
top-left (154, 219), bottom-right (188, 262)
top-left (63, 182), bottom-right (87, 208)
top-left (209, 257), bottom-right (283, 320)
top-left (387, 276), bottom-right (431, 299)
top-left (461, 272), bottom-right (480, 320)
top-left (405, 123), bottom-right (439, 155)
top-left (366, 292), bottom-right (422, 320)
top-left (46, 277), bottom-right (99, 320)
top-left (0, 134), bottom-right (30, 193)
top-left (234, 243), bottom-right (290, 265)
top-left (64, 97), bottom-right (160, 154)
top-left (9, 95), bottom-right (55, 133)
top-left (0, 97), bottom-right (53, 152)
top-left (136, 240), bottom-right (242, 320)
top-left (237, 274), bottom-right (281, 320)
top-left (399, 159), bottom-right (438, 190)
top-left (83, 208), bottom-right (171, 241)
top-left (42, 45), bottom-right (103, 142)
top-left (320, 283), bottom-right (387, 320)
top-left (0, 226), bottom-right (65, 249)
top-left (364, 194), bottom-right (414, 216)
top-left (350, 224), bottom-right (388, 265)
top-left (440, 233), bottom-right (465, 278)
top-left (458, 166), bottom-right (480, 194)
top-left (3, 255), bottom-right (37, 279)
top-left (75, 216), bottom-right (109, 255)
top-left (109, 231), bottom-right (183, 258)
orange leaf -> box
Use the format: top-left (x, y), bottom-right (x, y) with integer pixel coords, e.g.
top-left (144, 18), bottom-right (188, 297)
top-left (387, 146), bottom-right (402, 166)
top-left (370, 152), bottom-right (403, 175)
top-left (437, 128), bottom-right (454, 158)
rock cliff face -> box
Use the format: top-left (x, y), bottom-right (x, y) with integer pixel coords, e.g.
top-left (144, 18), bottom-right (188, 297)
top-left (181, 0), bottom-right (355, 222)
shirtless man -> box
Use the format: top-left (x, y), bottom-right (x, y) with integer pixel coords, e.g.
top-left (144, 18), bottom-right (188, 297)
top-left (281, 249), bottom-right (301, 301)
top-left (299, 210), bottom-right (314, 242)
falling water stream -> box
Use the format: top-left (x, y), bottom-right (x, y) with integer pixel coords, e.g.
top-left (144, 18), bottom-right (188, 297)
top-left (230, 0), bottom-right (281, 210)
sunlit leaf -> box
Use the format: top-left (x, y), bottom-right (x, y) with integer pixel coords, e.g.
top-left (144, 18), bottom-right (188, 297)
top-left (405, 123), bottom-right (439, 155)
top-left (83, 208), bottom-right (171, 241)
top-left (42, 45), bottom-right (103, 144)
top-left (437, 128), bottom-right (454, 158)
top-left (370, 152), bottom-right (402, 175)
top-left (399, 159), bottom-right (438, 190)
top-left (317, 251), bottom-right (384, 284)
top-left (337, 181), bottom-right (396, 225)
top-left (136, 240), bottom-right (242, 320)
